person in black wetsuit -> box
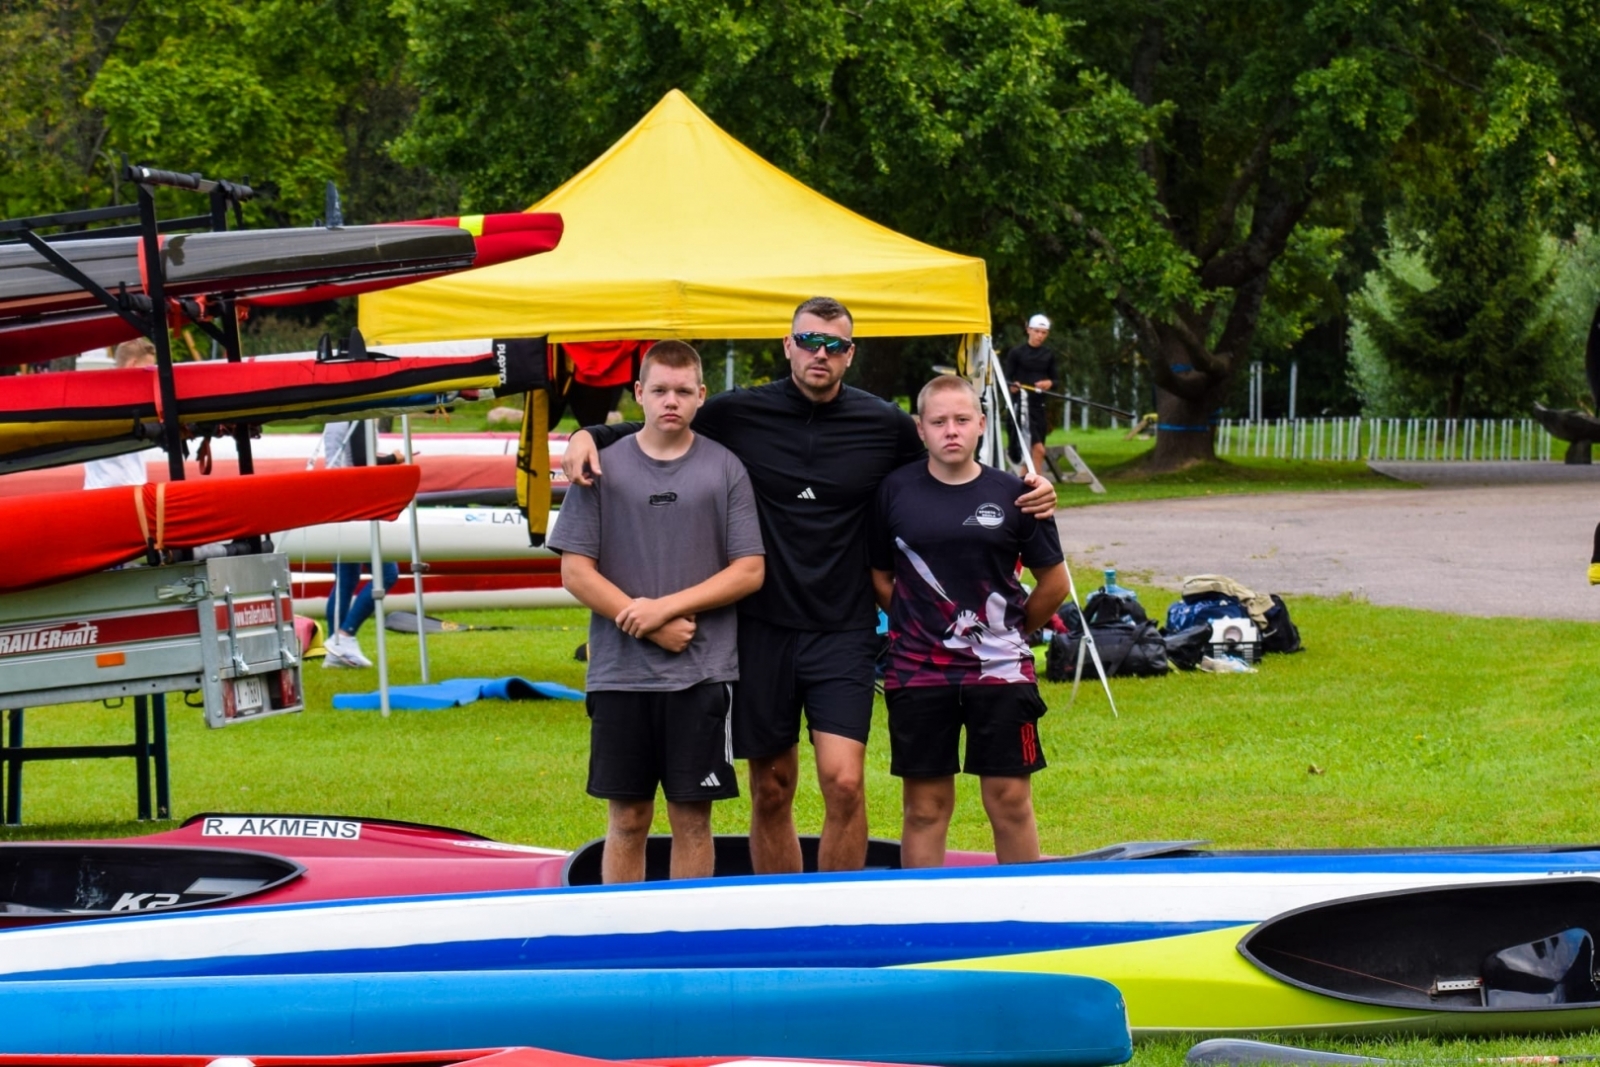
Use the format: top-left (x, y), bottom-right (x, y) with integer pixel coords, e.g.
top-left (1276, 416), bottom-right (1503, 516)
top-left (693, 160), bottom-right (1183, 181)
top-left (561, 297), bottom-right (1057, 874)
top-left (1003, 314), bottom-right (1059, 476)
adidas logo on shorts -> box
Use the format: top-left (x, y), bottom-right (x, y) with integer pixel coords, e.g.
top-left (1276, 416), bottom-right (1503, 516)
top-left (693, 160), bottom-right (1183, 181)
top-left (700, 772), bottom-right (722, 788)
top-left (796, 487), bottom-right (817, 500)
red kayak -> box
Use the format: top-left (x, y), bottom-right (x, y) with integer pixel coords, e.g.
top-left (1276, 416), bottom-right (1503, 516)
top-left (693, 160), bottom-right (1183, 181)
top-left (0, 465), bottom-right (420, 592)
top-left (0, 452), bottom-right (521, 500)
top-left (0, 348), bottom-right (543, 474)
top-left (0, 813), bottom-right (569, 927)
top-left (0, 213), bottom-right (561, 366)
top-left (0, 812), bottom-right (996, 928)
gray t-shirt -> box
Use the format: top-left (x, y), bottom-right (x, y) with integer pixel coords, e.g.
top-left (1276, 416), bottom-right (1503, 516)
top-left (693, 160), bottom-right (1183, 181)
top-left (548, 435), bottom-right (763, 691)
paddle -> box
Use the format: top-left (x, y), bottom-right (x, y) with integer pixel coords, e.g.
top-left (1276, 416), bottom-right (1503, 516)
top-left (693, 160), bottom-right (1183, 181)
top-left (383, 611), bottom-right (573, 635)
top-left (1187, 1038), bottom-right (1600, 1067)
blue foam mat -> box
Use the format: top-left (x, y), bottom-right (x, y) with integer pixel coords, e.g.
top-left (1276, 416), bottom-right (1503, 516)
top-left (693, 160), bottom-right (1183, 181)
top-left (333, 677), bottom-right (584, 711)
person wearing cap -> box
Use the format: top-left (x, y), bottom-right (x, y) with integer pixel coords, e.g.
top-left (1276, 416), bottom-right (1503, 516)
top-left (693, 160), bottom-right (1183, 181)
top-left (1003, 314), bottom-right (1060, 477)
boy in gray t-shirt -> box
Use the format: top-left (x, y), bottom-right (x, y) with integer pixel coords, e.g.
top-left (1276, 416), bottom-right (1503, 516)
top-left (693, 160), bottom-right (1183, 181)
top-left (548, 341), bottom-right (764, 884)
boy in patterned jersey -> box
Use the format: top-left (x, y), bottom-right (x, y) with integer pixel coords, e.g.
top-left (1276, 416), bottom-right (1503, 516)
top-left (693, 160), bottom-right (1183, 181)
top-left (869, 375), bottom-right (1068, 866)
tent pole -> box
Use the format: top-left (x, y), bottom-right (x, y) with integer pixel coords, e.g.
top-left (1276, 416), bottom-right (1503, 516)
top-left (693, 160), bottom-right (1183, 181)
top-left (961, 334), bottom-right (1004, 468)
top-left (366, 420), bottom-right (392, 717)
top-left (401, 414), bottom-right (430, 683)
top-left (989, 358), bottom-right (1118, 718)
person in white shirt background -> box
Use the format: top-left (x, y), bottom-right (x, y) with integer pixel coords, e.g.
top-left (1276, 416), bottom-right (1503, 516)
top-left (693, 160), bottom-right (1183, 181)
top-left (83, 339), bottom-right (158, 491)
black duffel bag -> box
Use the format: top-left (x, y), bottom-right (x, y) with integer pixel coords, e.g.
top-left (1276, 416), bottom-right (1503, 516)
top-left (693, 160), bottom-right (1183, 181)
top-left (1046, 618), bottom-right (1169, 681)
top-left (1161, 624), bottom-right (1212, 670)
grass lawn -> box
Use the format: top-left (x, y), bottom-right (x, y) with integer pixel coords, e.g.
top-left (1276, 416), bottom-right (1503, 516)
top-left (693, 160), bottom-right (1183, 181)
top-left (1046, 428), bottom-right (1407, 508)
top-left (5, 586), bottom-right (1600, 1059)
top-left (8, 582), bottom-right (1598, 851)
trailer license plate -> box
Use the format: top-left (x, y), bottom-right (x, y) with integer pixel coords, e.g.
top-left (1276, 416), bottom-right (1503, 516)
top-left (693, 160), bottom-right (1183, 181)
top-left (232, 675), bottom-right (266, 716)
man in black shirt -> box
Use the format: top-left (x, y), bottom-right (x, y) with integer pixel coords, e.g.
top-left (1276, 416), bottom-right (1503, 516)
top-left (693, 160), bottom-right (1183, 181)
top-left (1003, 313), bottom-right (1059, 475)
top-left (561, 297), bottom-right (1057, 874)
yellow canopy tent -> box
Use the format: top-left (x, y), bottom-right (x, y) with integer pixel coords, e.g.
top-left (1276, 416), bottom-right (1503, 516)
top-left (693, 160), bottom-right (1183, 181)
top-left (359, 88), bottom-right (991, 546)
top-left (358, 89), bottom-right (989, 343)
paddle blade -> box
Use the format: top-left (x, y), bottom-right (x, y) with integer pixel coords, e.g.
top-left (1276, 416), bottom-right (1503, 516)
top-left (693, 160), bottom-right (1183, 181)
top-left (1186, 1040), bottom-right (1385, 1067)
top-left (385, 611), bottom-right (450, 634)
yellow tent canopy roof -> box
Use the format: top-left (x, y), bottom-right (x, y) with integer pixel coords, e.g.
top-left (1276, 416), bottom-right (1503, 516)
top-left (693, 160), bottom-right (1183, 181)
top-left (359, 89), bottom-right (989, 344)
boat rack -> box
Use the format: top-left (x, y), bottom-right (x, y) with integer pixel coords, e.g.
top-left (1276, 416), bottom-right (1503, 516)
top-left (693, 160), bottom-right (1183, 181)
top-left (0, 553), bottom-right (305, 824)
top-left (0, 167), bottom-right (300, 826)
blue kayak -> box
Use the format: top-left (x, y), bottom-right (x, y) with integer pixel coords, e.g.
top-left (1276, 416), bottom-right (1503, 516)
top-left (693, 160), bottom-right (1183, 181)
top-left (0, 968), bottom-right (1131, 1065)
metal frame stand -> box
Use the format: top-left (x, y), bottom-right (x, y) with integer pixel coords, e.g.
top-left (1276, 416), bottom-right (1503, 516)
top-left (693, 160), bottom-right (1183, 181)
top-left (2, 697), bottom-right (170, 825)
top-left (0, 166), bottom-right (253, 825)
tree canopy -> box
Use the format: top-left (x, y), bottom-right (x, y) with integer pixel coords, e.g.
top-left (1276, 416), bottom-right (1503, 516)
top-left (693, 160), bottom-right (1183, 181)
top-left (6, 0), bottom-right (1600, 464)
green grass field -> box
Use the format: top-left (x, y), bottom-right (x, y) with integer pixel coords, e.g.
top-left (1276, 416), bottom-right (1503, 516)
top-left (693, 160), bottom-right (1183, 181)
top-left (6, 585), bottom-right (1600, 1059)
top-left (8, 584), bottom-right (1598, 852)
top-left (1045, 427), bottom-right (1407, 507)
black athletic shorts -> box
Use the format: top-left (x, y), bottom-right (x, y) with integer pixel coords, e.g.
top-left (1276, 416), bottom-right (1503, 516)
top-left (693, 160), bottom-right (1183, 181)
top-left (885, 683), bottom-right (1048, 778)
top-left (733, 615), bottom-right (879, 759)
top-left (586, 681), bottom-right (739, 803)
top-left (1023, 394), bottom-right (1049, 446)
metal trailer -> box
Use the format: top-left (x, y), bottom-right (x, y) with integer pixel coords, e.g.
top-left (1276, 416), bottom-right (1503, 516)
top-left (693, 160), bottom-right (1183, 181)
top-left (0, 554), bottom-right (303, 824)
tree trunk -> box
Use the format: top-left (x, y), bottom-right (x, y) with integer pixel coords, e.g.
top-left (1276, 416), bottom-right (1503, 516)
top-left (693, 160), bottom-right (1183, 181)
top-left (1142, 323), bottom-right (1235, 471)
top-left (1447, 373), bottom-right (1464, 420)
top-left (1148, 382), bottom-right (1227, 468)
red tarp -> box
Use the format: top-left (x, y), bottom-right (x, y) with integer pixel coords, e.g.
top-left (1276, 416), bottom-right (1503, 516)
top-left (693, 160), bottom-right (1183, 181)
top-left (0, 465), bottom-right (420, 592)
top-left (562, 340), bottom-right (649, 388)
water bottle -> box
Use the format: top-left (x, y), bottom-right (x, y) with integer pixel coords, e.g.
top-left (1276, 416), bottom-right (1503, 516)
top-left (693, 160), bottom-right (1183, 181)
top-left (1103, 568), bottom-right (1133, 599)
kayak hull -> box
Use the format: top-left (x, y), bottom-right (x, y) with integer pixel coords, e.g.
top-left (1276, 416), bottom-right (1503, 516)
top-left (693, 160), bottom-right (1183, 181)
top-left (0, 213), bottom-right (560, 365)
top-left (5, 855), bottom-right (1600, 977)
top-left (918, 925), bottom-right (1600, 1038)
top-left (0, 969), bottom-right (1132, 1066)
top-left (0, 352), bottom-right (536, 475)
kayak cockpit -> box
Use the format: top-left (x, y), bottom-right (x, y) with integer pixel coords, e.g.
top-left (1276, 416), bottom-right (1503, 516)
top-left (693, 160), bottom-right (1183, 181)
top-left (562, 834), bottom-right (901, 885)
top-left (1239, 877), bottom-right (1600, 1011)
top-left (0, 845), bottom-right (302, 926)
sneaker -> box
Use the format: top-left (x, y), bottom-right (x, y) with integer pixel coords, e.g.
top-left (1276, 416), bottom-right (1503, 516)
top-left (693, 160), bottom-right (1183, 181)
top-left (321, 650), bottom-right (356, 669)
top-left (325, 633), bottom-right (374, 669)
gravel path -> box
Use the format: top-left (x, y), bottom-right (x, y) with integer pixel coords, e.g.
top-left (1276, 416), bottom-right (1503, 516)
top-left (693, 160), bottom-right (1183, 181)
top-left (1056, 483), bottom-right (1600, 620)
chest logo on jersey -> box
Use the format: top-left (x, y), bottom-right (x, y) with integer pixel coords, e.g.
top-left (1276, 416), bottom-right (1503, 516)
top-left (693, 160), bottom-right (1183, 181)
top-left (648, 492), bottom-right (678, 507)
top-left (963, 503), bottom-right (1005, 529)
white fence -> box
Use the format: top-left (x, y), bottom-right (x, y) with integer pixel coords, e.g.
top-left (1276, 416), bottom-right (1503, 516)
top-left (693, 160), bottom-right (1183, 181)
top-left (1213, 418), bottom-right (1557, 462)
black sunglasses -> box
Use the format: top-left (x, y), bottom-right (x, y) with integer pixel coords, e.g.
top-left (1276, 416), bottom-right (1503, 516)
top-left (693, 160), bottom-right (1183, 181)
top-left (791, 331), bottom-right (855, 356)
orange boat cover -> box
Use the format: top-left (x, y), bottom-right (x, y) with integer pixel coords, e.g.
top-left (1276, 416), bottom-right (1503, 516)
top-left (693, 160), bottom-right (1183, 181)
top-left (0, 465), bottom-right (420, 592)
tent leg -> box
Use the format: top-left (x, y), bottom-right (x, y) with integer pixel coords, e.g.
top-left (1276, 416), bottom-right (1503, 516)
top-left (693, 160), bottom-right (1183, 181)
top-left (401, 414), bottom-right (430, 684)
top-left (366, 421), bottom-right (392, 718)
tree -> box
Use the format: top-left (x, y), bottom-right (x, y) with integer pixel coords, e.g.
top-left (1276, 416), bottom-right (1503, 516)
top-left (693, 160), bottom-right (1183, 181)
top-left (1350, 211), bottom-right (1563, 419)
top-left (0, 0), bottom-right (451, 227)
top-left (393, 0), bottom-right (1166, 365)
top-left (397, 1), bottom-right (1530, 466)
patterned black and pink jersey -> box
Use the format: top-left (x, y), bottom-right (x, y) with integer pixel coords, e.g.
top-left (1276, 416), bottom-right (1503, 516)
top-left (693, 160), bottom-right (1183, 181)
top-left (869, 462), bottom-right (1064, 688)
